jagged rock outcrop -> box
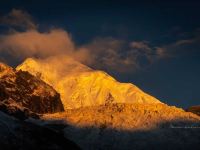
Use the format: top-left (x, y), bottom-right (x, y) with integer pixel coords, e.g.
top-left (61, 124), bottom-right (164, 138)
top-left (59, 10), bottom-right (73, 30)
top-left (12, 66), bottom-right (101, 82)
top-left (17, 57), bottom-right (161, 110)
top-left (0, 62), bottom-right (64, 115)
top-left (187, 105), bottom-right (200, 116)
top-left (42, 103), bottom-right (200, 150)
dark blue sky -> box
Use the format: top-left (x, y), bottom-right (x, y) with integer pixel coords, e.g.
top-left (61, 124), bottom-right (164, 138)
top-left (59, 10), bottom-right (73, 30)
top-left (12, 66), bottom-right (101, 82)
top-left (0, 0), bottom-right (200, 108)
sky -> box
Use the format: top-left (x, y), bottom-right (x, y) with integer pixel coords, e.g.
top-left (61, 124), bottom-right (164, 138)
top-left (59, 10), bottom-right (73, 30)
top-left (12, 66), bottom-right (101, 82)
top-left (0, 0), bottom-right (200, 108)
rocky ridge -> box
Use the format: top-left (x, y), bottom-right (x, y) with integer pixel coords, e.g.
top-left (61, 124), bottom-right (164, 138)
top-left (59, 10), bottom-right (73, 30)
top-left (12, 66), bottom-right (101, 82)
top-left (41, 103), bottom-right (200, 150)
top-left (0, 62), bottom-right (64, 117)
top-left (42, 103), bottom-right (200, 130)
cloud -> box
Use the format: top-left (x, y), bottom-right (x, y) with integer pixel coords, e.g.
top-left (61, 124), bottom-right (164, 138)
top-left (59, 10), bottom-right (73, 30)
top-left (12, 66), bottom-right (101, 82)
top-left (129, 41), bottom-right (165, 61)
top-left (130, 41), bottom-right (151, 50)
top-left (80, 37), bottom-right (138, 72)
top-left (0, 9), bottom-right (165, 73)
top-left (0, 9), bottom-right (37, 30)
top-left (0, 29), bottom-right (91, 65)
top-left (0, 30), bottom-right (165, 72)
top-left (159, 31), bottom-right (200, 57)
top-left (154, 47), bottom-right (166, 58)
top-left (81, 39), bottom-right (164, 72)
top-left (175, 39), bottom-right (195, 46)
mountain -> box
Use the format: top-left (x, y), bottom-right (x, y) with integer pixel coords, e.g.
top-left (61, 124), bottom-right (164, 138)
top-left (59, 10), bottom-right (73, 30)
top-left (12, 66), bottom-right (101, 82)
top-left (16, 56), bottom-right (200, 150)
top-left (17, 56), bottom-right (161, 110)
top-left (0, 62), bottom-right (64, 119)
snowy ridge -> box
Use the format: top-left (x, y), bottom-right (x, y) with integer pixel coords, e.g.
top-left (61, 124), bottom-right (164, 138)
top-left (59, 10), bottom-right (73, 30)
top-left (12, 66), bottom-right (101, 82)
top-left (17, 56), bottom-right (161, 110)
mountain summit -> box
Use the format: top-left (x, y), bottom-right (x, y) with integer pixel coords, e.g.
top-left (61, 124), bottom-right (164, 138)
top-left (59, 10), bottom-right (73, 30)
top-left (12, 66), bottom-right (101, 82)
top-left (17, 56), bottom-right (161, 110)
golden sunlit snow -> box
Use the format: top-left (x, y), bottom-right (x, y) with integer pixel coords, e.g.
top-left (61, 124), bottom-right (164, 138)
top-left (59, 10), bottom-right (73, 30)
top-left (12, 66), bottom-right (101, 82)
top-left (17, 56), bottom-right (161, 110)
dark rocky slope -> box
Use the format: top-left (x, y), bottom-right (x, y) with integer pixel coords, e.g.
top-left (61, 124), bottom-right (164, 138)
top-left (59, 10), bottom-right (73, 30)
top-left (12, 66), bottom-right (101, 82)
top-left (0, 62), bottom-right (64, 118)
top-left (0, 62), bottom-right (80, 149)
top-left (0, 111), bottom-right (80, 150)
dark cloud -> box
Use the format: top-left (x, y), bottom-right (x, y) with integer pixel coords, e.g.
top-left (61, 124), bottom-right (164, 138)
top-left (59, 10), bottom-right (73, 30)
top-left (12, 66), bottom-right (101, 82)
top-left (160, 30), bottom-right (200, 57)
top-left (0, 9), bottom-right (37, 30)
top-left (81, 39), bottom-right (165, 72)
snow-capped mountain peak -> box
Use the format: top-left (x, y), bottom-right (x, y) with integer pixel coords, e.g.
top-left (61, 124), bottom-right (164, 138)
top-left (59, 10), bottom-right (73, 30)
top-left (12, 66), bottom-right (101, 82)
top-left (17, 56), bottom-right (161, 110)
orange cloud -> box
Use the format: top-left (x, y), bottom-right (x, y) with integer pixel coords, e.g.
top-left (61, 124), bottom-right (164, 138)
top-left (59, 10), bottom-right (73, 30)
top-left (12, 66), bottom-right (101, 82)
top-left (0, 29), bottom-right (91, 64)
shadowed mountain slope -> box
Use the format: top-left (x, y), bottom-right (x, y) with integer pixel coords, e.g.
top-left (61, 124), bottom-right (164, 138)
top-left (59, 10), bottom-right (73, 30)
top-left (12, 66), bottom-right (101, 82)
top-left (0, 111), bottom-right (80, 150)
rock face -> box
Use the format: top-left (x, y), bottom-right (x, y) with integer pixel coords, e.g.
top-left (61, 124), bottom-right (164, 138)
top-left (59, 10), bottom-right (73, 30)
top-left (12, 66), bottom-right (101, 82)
top-left (0, 62), bottom-right (64, 114)
top-left (42, 103), bottom-right (200, 150)
top-left (0, 100), bottom-right (39, 120)
top-left (187, 105), bottom-right (200, 116)
top-left (17, 57), bottom-right (161, 110)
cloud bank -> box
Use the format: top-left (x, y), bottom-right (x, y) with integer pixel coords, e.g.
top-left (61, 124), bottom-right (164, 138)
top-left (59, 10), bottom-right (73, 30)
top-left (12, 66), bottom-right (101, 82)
top-left (0, 29), bottom-right (90, 63)
top-left (0, 9), bottom-right (166, 72)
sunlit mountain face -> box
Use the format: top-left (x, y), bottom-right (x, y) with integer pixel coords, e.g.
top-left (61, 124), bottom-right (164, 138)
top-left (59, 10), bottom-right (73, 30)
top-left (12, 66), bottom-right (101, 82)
top-left (17, 57), bottom-right (161, 110)
top-left (0, 0), bottom-right (200, 150)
